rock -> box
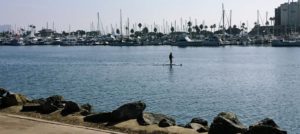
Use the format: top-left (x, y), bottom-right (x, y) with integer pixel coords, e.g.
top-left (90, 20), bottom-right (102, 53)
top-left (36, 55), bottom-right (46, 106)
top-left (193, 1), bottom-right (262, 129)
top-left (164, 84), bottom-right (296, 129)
top-left (46, 95), bottom-right (64, 103)
top-left (37, 95), bottom-right (65, 114)
top-left (31, 98), bottom-right (46, 105)
top-left (191, 117), bottom-right (208, 127)
top-left (21, 103), bottom-right (41, 112)
top-left (158, 118), bottom-right (176, 127)
top-left (2, 93), bottom-right (28, 107)
top-left (177, 124), bottom-right (186, 128)
top-left (198, 126), bottom-right (209, 133)
top-left (208, 112), bottom-right (247, 134)
top-left (83, 112), bottom-right (113, 123)
top-left (80, 110), bottom-right (90, 116)
top-left (39, 101), bottom-right (59, 114)
top-left (46, 95), bottom-right (65, 108)
top-left (0, 88), bottom-right (8, 97)
top-left (251, 118), bottom-right (279, 128)
top-left (81, 103), bottom-right (92, 112)
top-left (61, 101), bottom-right (81, 116)
top-left (137, 112), bottom-right (176, 126)
top-left (246, 118), bottom-right (287, 134)
top-left (185, 123), bottom-right (209, 132)
top-left (111, 101), bottom-right (146, 121)
top-left (0, 97), bottom-right (2, 106)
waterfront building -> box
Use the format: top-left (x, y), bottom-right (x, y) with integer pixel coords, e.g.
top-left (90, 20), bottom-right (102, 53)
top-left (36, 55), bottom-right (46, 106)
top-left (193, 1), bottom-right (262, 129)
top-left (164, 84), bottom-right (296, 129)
top-left (275, 1), bottom-right (300, 26)
top-left (273, 1), bottom-right (300, 35)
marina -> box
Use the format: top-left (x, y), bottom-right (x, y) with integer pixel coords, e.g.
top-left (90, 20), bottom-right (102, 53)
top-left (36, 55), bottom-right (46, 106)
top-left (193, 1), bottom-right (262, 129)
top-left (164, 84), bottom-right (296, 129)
top-left (2, 2), bottom-right (300, 48)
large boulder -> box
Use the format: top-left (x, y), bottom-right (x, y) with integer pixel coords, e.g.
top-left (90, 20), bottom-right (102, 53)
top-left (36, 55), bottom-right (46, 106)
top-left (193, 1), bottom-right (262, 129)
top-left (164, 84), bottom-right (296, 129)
top-left (37, 95), bottom-right (65, 114)
top-left (61, 101), bottom-right (81, 116)
top-left (81, 103), bottom-right (92, 112)
top-left (0, 88), bottom-right (8, 97)
top-left (80, 103), bottom-right (93, 116)
top-left (2, 93), bottom-right (28, 107)
top-left (137, 112), bottom-right (176, 126)
top-left (190, 117), bottom-right (209, 127)
top-left (185, 123), bottom-right (209, 132)
top-left (83, 112), bottom-right (113, 123)
top-left (0, 97), bottom-right (2, 108)
top-left (39, 101), bottom-right (59, 114)
top-left (209, 112), bottom-right (247, 134)
top-left (158, 118), bottom-right (176, 127)
top-left (21, 103), bottom-right (41, 112)
top-left (111, 101), bottom-right (146, 121)
top-left (246, 118), bottom-right (287, 134)
top-left (31, 98), bottom-right (46, 105)
top-left (46, 95), bottom-right (64, 102)
top-left (46, 95), bottom-right (65, 108)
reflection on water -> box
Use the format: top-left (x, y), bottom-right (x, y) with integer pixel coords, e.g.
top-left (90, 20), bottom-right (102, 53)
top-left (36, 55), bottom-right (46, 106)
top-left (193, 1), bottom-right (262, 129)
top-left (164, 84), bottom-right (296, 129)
top-left (168, 65), bottom-right (174, 82)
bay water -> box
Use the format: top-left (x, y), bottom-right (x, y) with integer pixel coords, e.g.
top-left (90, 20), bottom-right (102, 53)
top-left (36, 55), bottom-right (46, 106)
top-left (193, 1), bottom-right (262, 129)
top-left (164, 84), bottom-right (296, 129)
top-left (0, 46), bottom-right (299, 133)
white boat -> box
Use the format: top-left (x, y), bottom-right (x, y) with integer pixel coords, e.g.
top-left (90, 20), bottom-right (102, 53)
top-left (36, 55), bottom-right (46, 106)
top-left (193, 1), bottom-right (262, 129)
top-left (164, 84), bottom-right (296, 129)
top-left (172, 36), bottom-right (203, 46)
top-left (202, 36), bottom-right (224, 46)
top-left (272, 39), bottom-right (300, 47)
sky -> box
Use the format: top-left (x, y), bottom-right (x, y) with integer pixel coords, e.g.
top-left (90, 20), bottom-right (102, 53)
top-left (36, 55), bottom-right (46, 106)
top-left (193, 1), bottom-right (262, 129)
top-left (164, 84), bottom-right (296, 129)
top-left (0, 0), bottom-right (289, 32)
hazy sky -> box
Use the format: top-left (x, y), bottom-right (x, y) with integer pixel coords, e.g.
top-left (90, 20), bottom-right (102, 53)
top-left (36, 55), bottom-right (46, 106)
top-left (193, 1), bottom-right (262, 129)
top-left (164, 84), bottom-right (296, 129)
top-left (0, 0), bottom-right (289, 32)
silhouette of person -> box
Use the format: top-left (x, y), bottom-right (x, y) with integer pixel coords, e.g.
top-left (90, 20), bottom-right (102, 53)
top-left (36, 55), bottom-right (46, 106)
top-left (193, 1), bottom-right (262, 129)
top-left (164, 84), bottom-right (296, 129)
top-left (169, 52), bottom-right (173, 65)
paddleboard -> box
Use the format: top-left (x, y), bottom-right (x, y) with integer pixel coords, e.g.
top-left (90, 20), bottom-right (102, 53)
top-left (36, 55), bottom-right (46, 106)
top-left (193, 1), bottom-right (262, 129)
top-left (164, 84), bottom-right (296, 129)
top-left (153, 64), bottom-right (183, 66)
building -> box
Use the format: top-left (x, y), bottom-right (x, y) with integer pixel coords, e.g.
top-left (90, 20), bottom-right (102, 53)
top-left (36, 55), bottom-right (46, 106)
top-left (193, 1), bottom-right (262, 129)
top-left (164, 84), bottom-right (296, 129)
top-left (275, 1), bottom-right (300, 26)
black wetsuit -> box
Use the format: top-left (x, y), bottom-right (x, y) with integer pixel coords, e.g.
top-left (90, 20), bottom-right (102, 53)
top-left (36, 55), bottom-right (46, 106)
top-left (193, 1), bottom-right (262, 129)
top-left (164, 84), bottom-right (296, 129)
top-left (169, 53), bottom-right (173, 65)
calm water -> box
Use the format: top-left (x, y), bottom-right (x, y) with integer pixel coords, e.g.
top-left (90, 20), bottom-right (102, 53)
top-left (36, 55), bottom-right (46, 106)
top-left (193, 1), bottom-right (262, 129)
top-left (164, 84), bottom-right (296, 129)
top-left (0, 46), bottom-right (299, 133)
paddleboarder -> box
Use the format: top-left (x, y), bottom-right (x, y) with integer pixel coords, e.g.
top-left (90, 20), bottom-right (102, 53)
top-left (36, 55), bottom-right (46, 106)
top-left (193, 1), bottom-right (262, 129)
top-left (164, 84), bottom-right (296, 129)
top-left (169, 52), bottom-right (173, 65)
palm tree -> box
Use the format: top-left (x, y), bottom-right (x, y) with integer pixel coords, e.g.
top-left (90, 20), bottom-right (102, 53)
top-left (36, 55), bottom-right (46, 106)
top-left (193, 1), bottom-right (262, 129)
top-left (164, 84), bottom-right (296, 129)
top-left (213, 24), bottom-right (216, 32)
top-left (219, 26), bottom-right (223, 31)
top-left (171, 26), bottom-right (175, 33)
top-left (241, 23), bottom-right (246, 28)
top-left (199, 24), bottom-right (204, 32)
top-left (142, 27), bottom-right (149, 34)
top-left (116, 29), bottom-right (120, 34)
top-left (210, 25), bottom-right (213, 32)
top-left (188, 21), bottom-right (192, 27)
top-left (29, 25), bottom-right (36, 34)
top-left (241, 23), bottom-right (246, 31)
top-left (138, 23), bottom-right (142, 31)
top-left (187, 21), bottom-right (192, 33)
top-left (125, 27), bottom-right (129, 35)
top-left (130, 29), bottom-right (134, 34)
top-left (204, 25), bottom-right (208, 31)
top-left (195, 25), bottom-right (200, 33)
top-left (265, 21), bottom-right (270, 26)
top-left (154, 27), bottom-right (157, 33)
top-left (233, 25), bottom-right (237, 29)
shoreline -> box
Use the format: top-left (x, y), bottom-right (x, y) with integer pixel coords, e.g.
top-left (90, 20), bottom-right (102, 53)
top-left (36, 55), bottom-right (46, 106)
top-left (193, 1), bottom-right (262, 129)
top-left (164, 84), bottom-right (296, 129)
top-left (0, 88), bottom-right (287, 134)
top-left (0, 112), bottom-right (124, 134)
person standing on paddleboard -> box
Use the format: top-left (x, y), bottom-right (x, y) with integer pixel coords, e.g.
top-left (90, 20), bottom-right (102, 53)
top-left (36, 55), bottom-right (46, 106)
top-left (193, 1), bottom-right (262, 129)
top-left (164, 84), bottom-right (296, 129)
top-left (169, 52), bottom-right (173, 65)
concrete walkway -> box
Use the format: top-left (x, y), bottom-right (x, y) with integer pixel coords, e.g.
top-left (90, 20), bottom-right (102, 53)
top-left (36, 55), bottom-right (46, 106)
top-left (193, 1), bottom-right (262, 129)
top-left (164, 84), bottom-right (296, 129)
top-left (0, 113), bottom-right (124, 134)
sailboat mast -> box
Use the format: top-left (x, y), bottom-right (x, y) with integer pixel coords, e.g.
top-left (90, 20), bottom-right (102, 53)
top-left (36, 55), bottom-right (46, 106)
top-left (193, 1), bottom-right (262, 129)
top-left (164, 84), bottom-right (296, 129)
top-left (222, 3), bottom-right (225, 35)
top-left (230, 10), bottom-right (232, 35)
top-left (180, 17), bottom-right (183, 31)
top-left (120, 9), bottom-right (123, 38)
top-left (97, 12), bottom-right (100, 35)
top-left (286, 0), bottom-right (290, 35)
top-left (257, 10), bottom-right (260, 36)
